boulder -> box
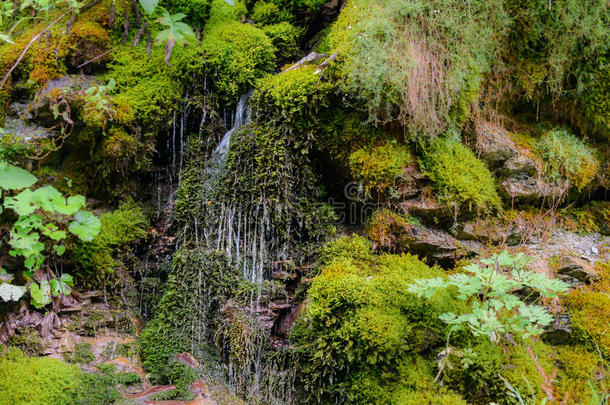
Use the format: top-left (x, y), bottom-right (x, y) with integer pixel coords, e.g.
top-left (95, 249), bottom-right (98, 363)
top-left (556, 256), bottom-right (598, 283)
top-left (499, 174), bottom-right (565, 203)
top-left (451, 220), bottom-right (522, 246)
top-left (497, 153), bottom-right (538, 177)
top-left (474, 120), bottom-right (517, 168)
top-left (403, 225), bottom-right (478, 266)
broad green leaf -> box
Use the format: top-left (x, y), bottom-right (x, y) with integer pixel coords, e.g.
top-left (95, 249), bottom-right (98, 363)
top-left (55, 194), bottom-right (86, 215)
top-left (53, 245), bottom-right (66, 256)
top-left (0, 283), bottom-right (27, 302)
top-left (0, 162), bottom-right (37, 190)
top-left (4, 189), bottom-right (37, 216)
top-left (60, 273), bottom-right (74, 287)
top-left (29, 281), bottom-right (51, 308)
top-left (139, 0), bottom-right (158, 15)
top-left (50, 278), bottom-right (71, 296)
top-left (223, 0), bottom-right (234, 5)
top-left (69, 210), bottom-right (101, 241)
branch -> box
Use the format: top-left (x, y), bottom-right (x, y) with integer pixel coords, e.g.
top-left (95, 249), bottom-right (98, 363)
top-left (0, 11), bottom-right (71, 91)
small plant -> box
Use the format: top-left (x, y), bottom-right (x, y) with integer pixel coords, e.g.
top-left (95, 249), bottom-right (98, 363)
top-left (82, 78), bottom-right (115, 130)
top-left (536, 129), bottom-right (599, 191)
top-left (0, 161), bottom-right (100, 308)
top-left (408, 251), bottom-right (569, 344)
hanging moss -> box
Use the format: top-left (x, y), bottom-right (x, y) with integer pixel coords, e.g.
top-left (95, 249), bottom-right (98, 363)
top-left (72, 199), bottom-right (149, 289)
top-left (139, 249), bottom-right (240, 384)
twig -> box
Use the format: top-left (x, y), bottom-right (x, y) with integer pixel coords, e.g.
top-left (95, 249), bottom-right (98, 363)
top-left (0, 11), bottom-right (70, 90)
top-left (76, 48), bottom-right (113, 68)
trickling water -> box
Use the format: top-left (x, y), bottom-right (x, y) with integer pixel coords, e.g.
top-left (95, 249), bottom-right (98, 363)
top-left (213, 90), bottom-right (253, 162)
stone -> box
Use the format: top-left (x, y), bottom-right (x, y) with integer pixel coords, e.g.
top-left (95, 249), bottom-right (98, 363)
top-left (499, 174), bottom-right (565, 203)
top-left (174, 352), bottom-right (200, 368)
top-left (452, 220), bottom-right (523, 246)
top-left (497, 153), bottom-right (538, 177)
top-left (541, 313), bottom-right (573, 345)
top-left (556, 256), bottom-right (598, 283)
top-left (474, 120), bottom-right (518, 168)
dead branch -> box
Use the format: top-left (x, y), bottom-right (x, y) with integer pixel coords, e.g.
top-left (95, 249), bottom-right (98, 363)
top-left (0, 11), bottom-right (71, 90)
top-left (283, 52), bottom-right (328, 72)
top-left (76, 48), bottom-right (113, 69)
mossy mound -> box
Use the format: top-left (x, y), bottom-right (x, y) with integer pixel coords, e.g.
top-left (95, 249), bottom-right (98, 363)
top-left (291, 235), bottom-right (466, 403)
top-left (420, 137), bottom-right (501, 214)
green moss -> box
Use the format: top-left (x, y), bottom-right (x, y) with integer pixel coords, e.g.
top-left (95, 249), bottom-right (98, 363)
top-left (65, 343), bottom-right (96, 364)
top-left (349, 141), bottom-right (411, 198)
top-left (252, 66), bottom-right (334, 133)
top-left (566, 289), bottom-right (610, 360)
top-left (262, 22), bottom-right (303, 66)
top-left (556, 346), bottom-right (608, 403)
top-left (327, 0), bottom-right (507, 136)
top-left (251, 1), bottom-right (293, 25)
top-left (0, 347), bottom-right (82, 404)
top-left (72, 199), bottom-right (149, 288)
top-left (291, 238), bottom-right (462, 403)
top-left (365, 209), bottom-right (416, 252)
top-left (139, 249), bottom-right (239, 384)
top-left (420, 137), bottom-right (501, 214)
top-left (7, 326), bottom-right (45, 356)
top-left (160, 0), bottom-right (212, 30)
top-left (201, 7), bottom-right (276, 100)
top-left (536, 129), bottom-right (599, 190)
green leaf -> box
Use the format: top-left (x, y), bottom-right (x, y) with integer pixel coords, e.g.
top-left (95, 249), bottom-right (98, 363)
top-left (3, 189), bottom-right (37, 216)
top-left (29, 281), bottom-right (51, 308)
top-left (53, 245), bottom-right (66, 256)
top-left (60, 273), bottom-right (74, 287)
top-left (50, 278), bottom-right (71, 296)
top-left (0, 283), bottom-right (27, 302)
top-left (0, 161), bottom-right (37, 190)
top-left (0, 33), bottom-right (14, 44)
top-left (223, 0), bottom-right (234, 5)
top-left (68, 210), bottom-right (101, 241)
top-left (139, 0), bottom-right (158, 15)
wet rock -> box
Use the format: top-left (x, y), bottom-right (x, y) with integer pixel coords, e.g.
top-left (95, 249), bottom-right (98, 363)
top-left (401, 196), bottom-right (455, 227)
top-left (556, 256), bottom-right (598, 283)
top-left (497, 153), bottom-right (538, 177)
top-left (57, 331), bottom-right (76, 353)
top-left (474, 120), bottom-right (517, 168)
top-left (404, 226), bottom-right (478, 266)
top-left (175, 352), bottom-right (199, 368)
top-left (126, 385), bottom-right (177, 400)
top-left (541, 313), bottom-right (573, 345)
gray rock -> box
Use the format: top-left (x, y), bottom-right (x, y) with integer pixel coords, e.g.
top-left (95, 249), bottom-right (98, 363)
top-left (541, 313), bottom-right (573, 345)
top-left (556, 256), bottom-right (598, 283)
top-left (474, 120), bottom-right (517, 168)
top-left (499, 174), bottom-right (565, 203)
top-left (497, 153), bottom-right (538, 177)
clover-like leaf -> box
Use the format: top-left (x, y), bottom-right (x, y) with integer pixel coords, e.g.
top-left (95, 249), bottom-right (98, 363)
top-left (69, 210), bottom-right (101, 241)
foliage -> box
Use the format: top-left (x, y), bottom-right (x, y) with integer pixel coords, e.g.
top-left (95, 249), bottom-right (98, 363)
top-left (536, 129), bottom-right (599, 191)
top-left (155, 9), bottom-right (196, 64)
top-left (349, 141), bottom-right (410, 198)
top-left (409, 251), bottom-right (569, 344)
top-left (291, 237), bottom-right (464, 403)
top-left (0, 161), bottom-right (99, 308)
top-left (262, 22), bottom-right (303, 66)
top-left (0, 347), bottom-right (82, 404)
top-left (419, 137), bottom-right (501, 214)
top-left (327, 0), bottom-right (507, 137)
top-left (251, 1), bottom-right (293, 25)
top-left (72, 199), bottom-right (148, 288)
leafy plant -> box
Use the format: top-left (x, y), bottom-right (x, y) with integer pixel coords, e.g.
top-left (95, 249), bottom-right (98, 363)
top-left (408, 251), bottom-right (569, 344)
top-left (155, 9), bottom-right (196, 64)
top-left (0, 161), bottom-right (99, 308)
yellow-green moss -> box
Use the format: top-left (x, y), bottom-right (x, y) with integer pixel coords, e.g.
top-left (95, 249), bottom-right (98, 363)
top-left (536, 129), bottom-right (599, 190)
top-left (291, 236), bottom-right (463, 403)
top-left (349, 141), bottom-right (411, 198)
top-left (420, 137), bottom-right (501, 214)
top-left (365, 208), bottom-right (415, 252)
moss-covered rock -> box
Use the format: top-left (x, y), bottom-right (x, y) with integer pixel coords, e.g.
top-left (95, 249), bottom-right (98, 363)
top-left (291, 236), bottom-right (464, 403)
top-left (420, 137), bottom-right (501, 214)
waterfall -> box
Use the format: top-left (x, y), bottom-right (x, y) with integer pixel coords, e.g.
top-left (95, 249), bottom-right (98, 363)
top-left (213, 90), bottom-right (253, 162)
